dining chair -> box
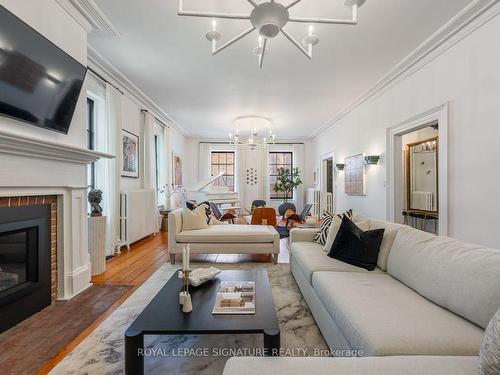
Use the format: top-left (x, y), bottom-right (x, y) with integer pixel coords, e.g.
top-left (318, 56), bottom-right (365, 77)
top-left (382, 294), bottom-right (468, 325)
top-left (284, 204), bottom-right (313, 228)
top-left (250, 207), bottom-right (277, 227)
top-left (209, 202), bottom-right (236, 224)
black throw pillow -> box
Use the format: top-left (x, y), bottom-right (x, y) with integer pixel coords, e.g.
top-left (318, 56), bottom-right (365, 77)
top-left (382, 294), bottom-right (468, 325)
top-left (328, 216), bottom-right (385, 271)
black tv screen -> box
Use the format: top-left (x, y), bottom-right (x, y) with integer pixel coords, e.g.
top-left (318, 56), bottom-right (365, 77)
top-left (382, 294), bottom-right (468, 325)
top-left (0, 5), bottom-right (87, 134)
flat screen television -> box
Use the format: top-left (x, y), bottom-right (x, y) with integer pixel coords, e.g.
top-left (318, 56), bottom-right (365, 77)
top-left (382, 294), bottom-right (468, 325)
top-left (0, 5), bottom-right (87, 134)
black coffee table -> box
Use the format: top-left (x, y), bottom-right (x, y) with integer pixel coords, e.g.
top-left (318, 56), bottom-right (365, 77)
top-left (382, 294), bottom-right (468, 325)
top-left (124, 268), bottom-right (280, 375)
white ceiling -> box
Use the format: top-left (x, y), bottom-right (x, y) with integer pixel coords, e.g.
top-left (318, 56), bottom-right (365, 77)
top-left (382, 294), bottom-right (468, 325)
top-left (90, 0), bottom-right (472, 139)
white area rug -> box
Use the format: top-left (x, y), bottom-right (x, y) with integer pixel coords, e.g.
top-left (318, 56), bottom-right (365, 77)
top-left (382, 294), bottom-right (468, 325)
top-left (50, 262), bottom-right (327, 375)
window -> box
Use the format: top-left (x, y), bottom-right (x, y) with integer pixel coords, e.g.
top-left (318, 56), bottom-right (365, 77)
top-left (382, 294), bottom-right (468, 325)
top-left (269, 151), bottom-right (293, 200)
top-left (86, 97), bottom-right (96, 190)
top-left (211, 151), bottom-right (235, 191)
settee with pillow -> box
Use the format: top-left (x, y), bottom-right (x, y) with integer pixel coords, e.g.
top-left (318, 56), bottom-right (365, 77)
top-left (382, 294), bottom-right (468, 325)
top-left (168, 208), bottom-right (280, 264)
top-left (223, 212), bottom-right (500, 375)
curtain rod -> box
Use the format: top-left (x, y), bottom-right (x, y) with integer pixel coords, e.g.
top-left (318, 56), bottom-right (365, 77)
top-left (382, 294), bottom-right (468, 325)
top-left (88, 67), bottom-right (170, 129)
top-left (87, 67), bottom-right (124, 95)
top-left (141, 109), bottom-right (170, 129)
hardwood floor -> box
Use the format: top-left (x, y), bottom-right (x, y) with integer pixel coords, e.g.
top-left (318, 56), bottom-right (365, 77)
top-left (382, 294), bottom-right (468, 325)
top-left (91, 232), bottom-right (170, 286)
top-left (92, 230), bottom-right (290, 286)
top-left (0, 228), bottom-right (292, 374)
top-left (0, 284), bottom-right (133, 375)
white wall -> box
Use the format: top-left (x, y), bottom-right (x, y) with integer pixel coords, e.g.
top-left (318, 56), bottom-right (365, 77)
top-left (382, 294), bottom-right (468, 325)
top-left (309, 9), bottom-right (500, 248)
top-left (0, 0), bottom-right (94, 299)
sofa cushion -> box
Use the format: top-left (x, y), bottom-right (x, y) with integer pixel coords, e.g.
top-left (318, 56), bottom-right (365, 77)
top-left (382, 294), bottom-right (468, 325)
top-left (388, 227), bottom-right (500, 329)
top-left (312, 271), bottom-right (484, 356)
top-left (291, 242), bottom-right (383, 284)
top-left (223, 356), bottom-right (479, 375)
top-left (176, 225), bottom-right (278, 243)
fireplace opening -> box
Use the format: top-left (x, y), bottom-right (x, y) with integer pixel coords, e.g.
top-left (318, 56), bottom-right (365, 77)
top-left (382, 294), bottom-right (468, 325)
top-left (0, 204), bottom-right (51, 334)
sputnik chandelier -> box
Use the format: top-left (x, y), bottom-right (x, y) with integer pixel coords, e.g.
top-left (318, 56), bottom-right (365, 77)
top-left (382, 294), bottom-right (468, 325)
top-left (177, 0), bottom-right (367, 68)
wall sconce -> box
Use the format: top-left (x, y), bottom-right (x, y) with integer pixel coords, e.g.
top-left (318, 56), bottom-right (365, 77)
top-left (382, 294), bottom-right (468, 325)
top-left (364, 155), bottom-right (380, 165)
top-left (335, 163), bottom-right (345, 171)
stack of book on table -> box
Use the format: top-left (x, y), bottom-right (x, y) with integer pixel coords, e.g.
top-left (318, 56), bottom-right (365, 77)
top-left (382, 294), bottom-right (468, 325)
top-left (212, 281), bottom-right (255, 315)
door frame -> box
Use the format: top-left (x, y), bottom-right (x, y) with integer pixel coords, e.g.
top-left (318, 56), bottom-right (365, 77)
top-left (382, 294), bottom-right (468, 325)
top-left (320, 151), bottom-right (335, 214)
top-left (386, 102), bottom-right (449, 235)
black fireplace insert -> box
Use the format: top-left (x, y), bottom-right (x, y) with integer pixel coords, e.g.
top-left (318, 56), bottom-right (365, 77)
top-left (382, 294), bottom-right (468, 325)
top-left (0, 205), bottom-right (51, 333)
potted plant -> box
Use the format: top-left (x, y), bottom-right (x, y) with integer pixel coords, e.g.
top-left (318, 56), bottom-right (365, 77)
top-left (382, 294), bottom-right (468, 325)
top-left (273, 167), bottom-right (303, 216)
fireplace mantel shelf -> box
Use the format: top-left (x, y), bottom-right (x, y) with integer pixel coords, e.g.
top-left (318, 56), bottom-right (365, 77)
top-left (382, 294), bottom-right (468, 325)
top-left (0, 129), bottom-right (114, 164)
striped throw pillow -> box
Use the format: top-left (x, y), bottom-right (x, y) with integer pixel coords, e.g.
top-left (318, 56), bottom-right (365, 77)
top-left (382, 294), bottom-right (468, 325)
top-left (314, 211), bottom-right (335, 245)
top-left (337, 209), bottom-right (353, 220)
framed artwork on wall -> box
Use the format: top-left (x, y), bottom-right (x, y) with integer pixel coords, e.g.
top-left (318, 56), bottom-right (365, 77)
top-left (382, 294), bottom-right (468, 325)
top-left (172, 152), bottom-right (183, 187)
top-left (121, 129), bottom-right (139, 178)
top-left (345, 153), bottom-right (366, 196)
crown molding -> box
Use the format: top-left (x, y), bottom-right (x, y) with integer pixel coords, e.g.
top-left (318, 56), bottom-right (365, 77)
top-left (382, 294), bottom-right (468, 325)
top-left (0, 129), bottom-right (114, 164)
top-left (309, 0), bottom-right (500, 139)
top-left (55, 0), bottom-right (119, 36)
top-left (87, 46), bottom-right (190, 137)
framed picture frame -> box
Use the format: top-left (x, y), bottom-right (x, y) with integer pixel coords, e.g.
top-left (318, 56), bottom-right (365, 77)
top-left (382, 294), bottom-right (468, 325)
top-left (344, 153), bottom-right (366, 196)
top-left (122, 129), bottom-right (139, 178)
top-left (172, 152), bottom-right (183, 187)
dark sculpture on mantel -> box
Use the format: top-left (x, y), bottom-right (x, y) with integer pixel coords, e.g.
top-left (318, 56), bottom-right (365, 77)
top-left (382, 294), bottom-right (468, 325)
top-left (88, 189), bottom-right (103, 217)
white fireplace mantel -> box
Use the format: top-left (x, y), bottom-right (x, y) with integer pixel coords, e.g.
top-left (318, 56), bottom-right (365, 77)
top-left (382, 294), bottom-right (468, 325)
top-left (0, 129), bottom-right (114, 163)
top-left (0, 129), bottom-right (114, 300)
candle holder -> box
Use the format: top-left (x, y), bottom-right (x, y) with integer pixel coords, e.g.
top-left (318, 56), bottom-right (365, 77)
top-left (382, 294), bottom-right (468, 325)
top-left (179, 269), bottom-right (193, 313)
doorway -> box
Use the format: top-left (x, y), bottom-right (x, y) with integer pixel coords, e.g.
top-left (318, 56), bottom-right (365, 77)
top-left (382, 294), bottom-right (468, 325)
top-left (320, 154), bottom-right (335, 215)
top-left (387, 103), bottom-right (448, 235)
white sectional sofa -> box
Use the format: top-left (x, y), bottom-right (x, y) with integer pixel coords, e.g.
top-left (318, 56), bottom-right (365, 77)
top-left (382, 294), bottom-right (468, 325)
top-left (223, 213), bottom-right (500, 374)
top-left (168, 208), bottom-right (280, 264)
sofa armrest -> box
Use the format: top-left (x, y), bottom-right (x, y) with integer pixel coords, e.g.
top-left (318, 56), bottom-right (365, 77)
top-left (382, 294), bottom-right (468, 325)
top-left (168, 209), bottom-right (183, 252)
top-left (290, 228), bottom-right (317, 243)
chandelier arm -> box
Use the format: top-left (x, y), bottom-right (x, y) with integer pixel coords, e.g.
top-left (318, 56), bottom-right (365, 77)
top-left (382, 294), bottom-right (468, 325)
top-left (286, 0), bottom-right (303, 10)
top-left (288, 4), bottom-right (359, 25)
top-left (280, 29), bottom-right (312, 59)
top-left (246, 0), bottom-right (258, 7)
top-left (258, 38), bottom-right (267, 69)
top-left (212, 27), bottom-right (256, 55)
top-left (178, 0), bottom-right (250, 20)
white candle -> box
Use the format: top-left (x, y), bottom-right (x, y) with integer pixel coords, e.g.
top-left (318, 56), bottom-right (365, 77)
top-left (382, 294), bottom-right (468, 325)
top-left (182, 247), bottom-right (187, 270)
top-left (186, 244), bottom-right (190, 270)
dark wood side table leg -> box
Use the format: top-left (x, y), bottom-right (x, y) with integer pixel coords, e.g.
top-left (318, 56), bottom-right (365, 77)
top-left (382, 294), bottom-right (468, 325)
top-left (125, 330), bottom-right (144, 375)
top-left (264, 329), bottom-right (280, 356)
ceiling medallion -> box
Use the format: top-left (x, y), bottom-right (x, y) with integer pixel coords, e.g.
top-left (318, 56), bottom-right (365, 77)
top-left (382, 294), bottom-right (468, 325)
top-left (229, 116), bottom-right (276, 148)
top-left (178, 0), bottom-right (367, 68)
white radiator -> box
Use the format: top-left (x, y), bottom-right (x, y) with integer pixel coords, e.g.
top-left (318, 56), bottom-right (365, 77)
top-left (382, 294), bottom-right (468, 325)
top-left (325, 192), bottom-right (334, 214)
top-left (306, 188), bottom-right (321, 217)
top-left (120, 189), bottom-right (159, 249)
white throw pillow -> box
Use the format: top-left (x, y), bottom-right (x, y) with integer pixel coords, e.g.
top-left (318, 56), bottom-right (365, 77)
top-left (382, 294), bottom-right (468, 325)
top-left (322, 215), bottom-right (342, 252)
top-left (376, 228), bottom-right (398, 271)
top-left (209, 217), bottom-right (226, 225)
top-left (182, 206), bottom-right (209, 231)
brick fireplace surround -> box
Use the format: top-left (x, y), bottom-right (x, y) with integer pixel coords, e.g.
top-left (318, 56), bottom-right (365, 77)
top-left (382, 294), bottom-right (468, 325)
top-left (0, 195), bottom-right (58, 302)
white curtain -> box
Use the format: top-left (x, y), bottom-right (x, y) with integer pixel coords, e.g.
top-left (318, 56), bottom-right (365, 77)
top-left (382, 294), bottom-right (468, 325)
top-left (293, 143), bottom-right (305, 211)
top-left (235, 146), bottom-right (246, 208)
top-left (198, 143), bottom-right (211, 181)
top-left (104, 84), bottom-right (122, 255)
top-left (262, 146), bottom-right (270, 204)
top-left (143, 112), bottom-right (155, 190)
